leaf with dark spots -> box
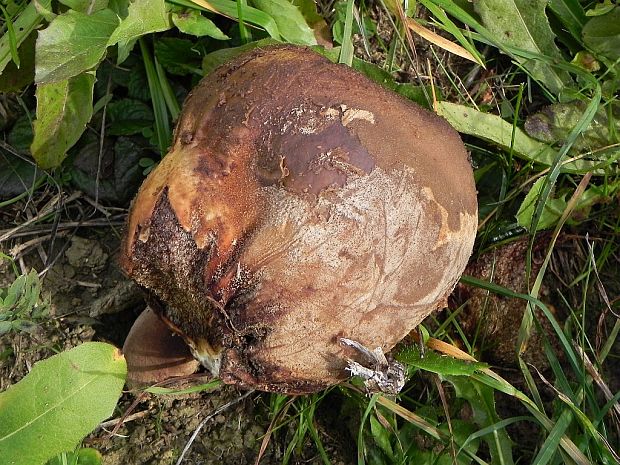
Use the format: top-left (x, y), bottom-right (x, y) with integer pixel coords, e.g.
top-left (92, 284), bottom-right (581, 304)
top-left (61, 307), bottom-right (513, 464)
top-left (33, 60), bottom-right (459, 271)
top-left (524, 100), bottom-right (620, 154)
top-left (31, 72), bottom-right (96, 169)
top-left (35, 8), bottom-right (119, 84)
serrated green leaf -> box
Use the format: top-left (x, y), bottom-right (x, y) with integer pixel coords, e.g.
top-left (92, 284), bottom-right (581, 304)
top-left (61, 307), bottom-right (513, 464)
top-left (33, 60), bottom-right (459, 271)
top-left (154, 37), bottom-right (202, 76)
top-left (35, 8), bottom-right (118, 84)
top-left (0, 342), bottom-right (126, 465)
top-left (473, 0), bottom-right (571, 94)
top-left (106, 98), bottom-right (154, 134)
top-left (70, 136), bottom-right (147, 204)
top-left (171, 10), bottom-right (229, 39)
top-left (108, 0), bottom-right (171, 64)
top-left (31, 73), bottom-right (95, 169)
top-left (251, 0), bottom-right (316, 45)
top-left (582, 7), bottom-right (620, 62)
top-left (585, 0), bottom-right (615, 17)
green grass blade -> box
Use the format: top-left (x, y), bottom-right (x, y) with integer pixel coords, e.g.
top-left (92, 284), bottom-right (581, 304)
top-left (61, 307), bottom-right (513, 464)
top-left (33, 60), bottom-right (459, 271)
top-left (358, 393), bottom-right (380, 465)
top-left (418, 0), bottom-right (485, 67)
top-left (339, 0), bottom-right (354, 66)
top-left (139, 38), bottom-right (171, 156)
top-left (0, 4), bottom-right (20, 68)
top-left (154, 57), bottom-right (181, 120)
top-left (236, 0), bottom-right (251, 43)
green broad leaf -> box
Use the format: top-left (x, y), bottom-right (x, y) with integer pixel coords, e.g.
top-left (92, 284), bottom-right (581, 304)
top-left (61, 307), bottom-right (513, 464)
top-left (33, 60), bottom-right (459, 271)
top-left (290, 0), bottom-right (322, 26)
top-left (473, 0), bottom-right (571, 95)
top-left (108, 0), bottom-right (171, 64)
top-left (31, 73), bottom-right (95, 169)
top-left (0, 342), bottom-right (126, 465)
top-left (171, 11), bottom-right (229, 39)
top-left (58, 0), bottom-right (109, 14)
top-left (548, 0), bottom-right (586, 41)
top-left (0, 0), bottom-right (51, 75)
top-left (369, 415), bottom-right (394, 460)
top-left (396, 346), bottom-right (488, 376)
top-left (582, 7), bottom-right (620, 62)
top-left (436, 101), bottom-right (608, 174)
top-left (443, 376), bottom-right (514, 465)
top-left (35, 8), bottom-right (118, 84)
top-left (251, 0), bottom-right (316, 45)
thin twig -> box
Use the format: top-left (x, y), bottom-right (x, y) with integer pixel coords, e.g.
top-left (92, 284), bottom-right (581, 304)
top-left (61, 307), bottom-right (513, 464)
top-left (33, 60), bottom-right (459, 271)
top-left (175, 390), bottom-right (255, 465)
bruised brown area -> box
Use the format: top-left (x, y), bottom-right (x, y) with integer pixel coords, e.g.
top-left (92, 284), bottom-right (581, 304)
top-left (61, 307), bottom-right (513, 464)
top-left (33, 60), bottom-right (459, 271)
top-left (120, 45), bottom-right (478, 393)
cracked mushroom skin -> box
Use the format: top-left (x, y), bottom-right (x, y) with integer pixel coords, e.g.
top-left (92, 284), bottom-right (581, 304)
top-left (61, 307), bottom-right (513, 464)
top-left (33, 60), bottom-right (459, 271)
top-left (120, 45), bottom-right (478, 394)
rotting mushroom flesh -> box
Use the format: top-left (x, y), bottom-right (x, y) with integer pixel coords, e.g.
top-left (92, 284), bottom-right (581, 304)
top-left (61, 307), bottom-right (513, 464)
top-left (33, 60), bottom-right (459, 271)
top-left (120, 45), bottom-right (478, 394)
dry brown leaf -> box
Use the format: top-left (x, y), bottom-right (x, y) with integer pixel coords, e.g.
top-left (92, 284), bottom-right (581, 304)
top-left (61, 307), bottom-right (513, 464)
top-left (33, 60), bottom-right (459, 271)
top-left (406, 17), bottom-right (480, 65)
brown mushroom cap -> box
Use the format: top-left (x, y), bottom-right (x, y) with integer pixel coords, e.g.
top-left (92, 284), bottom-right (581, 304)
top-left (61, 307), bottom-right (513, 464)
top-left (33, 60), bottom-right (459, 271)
top-left (120, 45), bottom-right (477, 393)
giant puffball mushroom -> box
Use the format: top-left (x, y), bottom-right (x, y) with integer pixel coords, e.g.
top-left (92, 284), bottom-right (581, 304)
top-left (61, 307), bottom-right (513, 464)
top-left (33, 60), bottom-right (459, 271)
top-left (120, 45), bottom-right (478, 394)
